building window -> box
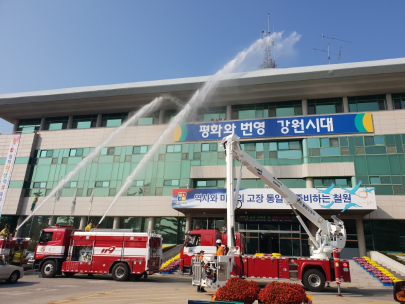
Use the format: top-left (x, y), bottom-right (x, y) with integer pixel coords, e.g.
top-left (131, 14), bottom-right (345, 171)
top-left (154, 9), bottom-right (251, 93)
top-left (63, 181), bottom-right (77, 188)
top-left (164, 110), bottom-right (178, 124)
top-left (307, 98), bottom-right (343, 115)
top-left (133, 146), bottom-right (148, 154)
top-left (167, 145), bottom-right (182, 153)
top-left (40, 150), bottom-right (53, 157)
top-left (196, 107), bottom-right (226, 122)
top-left (44, 116), bottom-right (69, 131)
top-left (33, 182), bottom-right (46, 188)
top-left (364, 135), bottom-right (384, 146)
top-left (101, 113), bottom-right (128, 127)
top-left (313, 178), bottom-right (350, 187)
top-left (125, 155), bottom-right (132, 162)
top-left (348, 95), bottom-right (386, 112)
top-left (195, 180), bottom-right (218, 188)
top-left (17, 118), bottom-right (41, 132)
top-left (109, 188), bottom-right (116, 196)
top-left (181, 153), bottom-right (188, 160)
top-left (69, 148), bottom-right (83, 156)
top-left (72, 115), bottom-right (97, 129)
top-left (87, 188), bottom-right (93, 196)
top-left (95, 181), bottom-right (110, 187)
top-left (101, 147), bottom-right (115, 155)
top-left (370, 176), bottom-right (391, 184)
top-left (393, 93), bottom-right (405, 110)
top-left (137, 111), bottom-right (159, 125)
top-left (232, 101), bottom-right (302, 120)
top-left (202, 143), bottom-right (217, 152)
top-left (193, 152), bottom-right (201, 160)
top-left (163, 180), bottom-right (179, 186)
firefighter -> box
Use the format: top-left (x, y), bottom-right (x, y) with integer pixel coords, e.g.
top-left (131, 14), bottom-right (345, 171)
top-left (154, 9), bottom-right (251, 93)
top-left (215, 239), bottom-right (225, 256)
top-left (12, 246), bottom-right (24, 266)
top-left (197, 250), bottom-right (206, 293)
top-left (0, 224), bottom-right (10, 238)
top-left (85, 220), bottom-right (95, 232)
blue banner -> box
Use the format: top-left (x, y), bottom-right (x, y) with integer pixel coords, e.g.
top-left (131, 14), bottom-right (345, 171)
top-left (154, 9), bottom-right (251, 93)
top-left (174, 113), bottom-right (373, 142)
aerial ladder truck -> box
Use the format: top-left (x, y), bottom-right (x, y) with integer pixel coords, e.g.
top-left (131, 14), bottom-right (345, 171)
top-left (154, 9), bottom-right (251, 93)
top-left (191, 134), bottom-right (350, 292)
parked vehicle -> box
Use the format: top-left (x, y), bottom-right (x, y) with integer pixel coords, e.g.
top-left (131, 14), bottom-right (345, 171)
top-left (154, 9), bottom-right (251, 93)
top-left (26, 252), bottom-right (35, 270)
top-left (0, 259), bottom-right (24, 283)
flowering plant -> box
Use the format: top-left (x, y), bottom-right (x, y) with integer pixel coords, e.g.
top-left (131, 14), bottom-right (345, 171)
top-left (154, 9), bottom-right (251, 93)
top-left (258, 282), bottom-right (307, 304)
top-left (214, 277), bottom-right (260, 304)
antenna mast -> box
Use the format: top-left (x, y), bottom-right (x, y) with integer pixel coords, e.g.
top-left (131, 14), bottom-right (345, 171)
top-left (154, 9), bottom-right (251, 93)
top-left (313, 35), bottom-right (352, 65)
top-left (259, 13), bottom-right (276, 69)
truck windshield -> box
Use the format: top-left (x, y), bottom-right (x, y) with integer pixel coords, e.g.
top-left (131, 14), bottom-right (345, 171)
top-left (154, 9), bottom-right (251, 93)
top-left (39, 231), bottom-right (53, 243)
top-left (186, 234), bottom-right (201, 247)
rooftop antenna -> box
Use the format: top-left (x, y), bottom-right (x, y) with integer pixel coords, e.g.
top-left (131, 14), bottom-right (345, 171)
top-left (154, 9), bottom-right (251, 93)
top-left (259, 13), bottom-right (276, 69)
top-left (313, 34), bottom-right (352, 64)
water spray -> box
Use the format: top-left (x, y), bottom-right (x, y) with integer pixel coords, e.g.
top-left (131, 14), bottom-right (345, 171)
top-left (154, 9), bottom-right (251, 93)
top-left (14, 96), bottom-right (168, 234)
top-left (97, 37), bottom-right (270, 227)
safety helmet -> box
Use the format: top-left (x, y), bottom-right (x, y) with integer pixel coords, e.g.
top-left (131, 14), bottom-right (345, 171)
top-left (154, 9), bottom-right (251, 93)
top-left (5, 224), bottom-right (10, 228)
top-left (216, 239), bottom-right (222, 244)
top-left (90, 219), bottom-right (95, 224)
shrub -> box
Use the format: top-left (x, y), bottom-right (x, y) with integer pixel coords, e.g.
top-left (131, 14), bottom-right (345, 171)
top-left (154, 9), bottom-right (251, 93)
top-left (258, 282), bottom-right (307, 304)
top-left (214, 277), bottom-right (260, 304)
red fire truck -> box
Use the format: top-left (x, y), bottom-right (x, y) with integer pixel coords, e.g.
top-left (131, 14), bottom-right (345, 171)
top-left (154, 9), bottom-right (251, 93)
top-left (0, 237), bottom-right (30, 269)
top-left (33, 225), bottom-right (163, 281)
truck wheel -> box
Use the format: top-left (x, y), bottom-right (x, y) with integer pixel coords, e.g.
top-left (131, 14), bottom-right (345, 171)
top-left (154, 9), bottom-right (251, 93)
top-left (6, 271), bottom-right (19, 284)
top-left (303, 269), bottom-right (326, 292)
top-left (112, 263), bottom-right (129, 281)
top-left (41, 260), bottom-right (57, 278)
top-left (64, 272), bottom-right (75, 277)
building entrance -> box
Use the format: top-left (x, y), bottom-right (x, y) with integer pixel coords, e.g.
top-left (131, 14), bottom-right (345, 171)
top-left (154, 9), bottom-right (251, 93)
top-left (259, 233), bottom-right (279, 254)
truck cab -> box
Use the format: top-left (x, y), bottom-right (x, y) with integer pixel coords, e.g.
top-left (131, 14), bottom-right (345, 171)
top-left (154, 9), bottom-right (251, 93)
top-left (180, 229), bottom-right (244, 273)
top-left (33, 225), bottom-right (74, 277)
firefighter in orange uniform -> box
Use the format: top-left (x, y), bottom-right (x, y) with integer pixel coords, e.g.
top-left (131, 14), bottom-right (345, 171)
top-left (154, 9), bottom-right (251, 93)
top-left (197, 250), bottom-right (206, 293)
top-left (215, 239), bottom-right (225, 256)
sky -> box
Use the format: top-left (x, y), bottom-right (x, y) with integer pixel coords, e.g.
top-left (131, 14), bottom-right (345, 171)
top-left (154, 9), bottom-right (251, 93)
top-left (0, 0), bottom-right (404, 133)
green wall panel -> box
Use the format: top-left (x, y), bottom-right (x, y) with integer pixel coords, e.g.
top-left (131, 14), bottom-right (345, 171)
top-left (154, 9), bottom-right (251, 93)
top-left (35, 166), bottom-right (50, 181)
top-left (164, 162), bottom-right (181, 179)
top-left (354, 156), bottom-right (368, 175)
top-left (68, 157), bottom-right (82, 164)
top-left (38, 158), bottom-right (52, 165)
top-left (389, 155), bottom-right (401, 175)
top-left (9, 181), bottom-right (24, 188)
top-left (96, 164), bottom-right (113, 180)
top-left (15, 157), bottom-right (29, 164)
top-left (367, 155), bottom-right (390, 175)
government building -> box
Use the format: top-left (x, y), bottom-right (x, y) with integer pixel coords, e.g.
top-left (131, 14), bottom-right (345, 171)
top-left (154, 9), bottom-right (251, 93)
top-left (0, 58), bottom-right (404, 258)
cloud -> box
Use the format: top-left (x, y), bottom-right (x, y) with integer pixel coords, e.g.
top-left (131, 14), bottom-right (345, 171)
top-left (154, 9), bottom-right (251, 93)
top-left (271, 31), bottom-right (301, 60)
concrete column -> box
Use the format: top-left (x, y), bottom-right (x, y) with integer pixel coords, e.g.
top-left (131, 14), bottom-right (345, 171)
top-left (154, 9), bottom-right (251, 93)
top-left (113, 217), bottom-right (120, 229)
top-left (351, 176), bottom-right (357, 187)
top-left (356, 218), bottom-right (367, 257)
top-left (185, 216), bottom-right (192, 232)
top-left (226, 105), bottom-right (232, 120)
top-left (159, 109), bottom-right (165, 124)
top-left (48, 216), bottom-right (57, 226)
top-left (148, 217), bottom-right (155, 231)
top-left (302, 99), bottom-right (308, 115)
top-left (79, 216), bottom-right (87, 230)
top-left (67, 116), bottom-right (73, 129)
top-left (96, 114), bottom-right (102, 127)
top-left (343, 96), bottom-right (349, 113)
top-left (16, 216), bottom-right (25, 238)
top-left (306, 177), bottom-right (314, 188)
top-left (386, 93), bottom-right (393, 110)
top-left (302, 138), bottom-right (309, 164)
top-left (12, 120), bottom-right (19, 133)
top-left (39, 117), bottom-right (46, 131)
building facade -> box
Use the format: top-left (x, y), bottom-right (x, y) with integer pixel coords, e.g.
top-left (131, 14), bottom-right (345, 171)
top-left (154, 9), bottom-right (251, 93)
top-left (1, 58), bottom-right (405, 258)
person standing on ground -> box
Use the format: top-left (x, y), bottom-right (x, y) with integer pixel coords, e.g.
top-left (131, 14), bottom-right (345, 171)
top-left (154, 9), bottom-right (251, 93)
top-left (12, 246), bottom-right (24, 266)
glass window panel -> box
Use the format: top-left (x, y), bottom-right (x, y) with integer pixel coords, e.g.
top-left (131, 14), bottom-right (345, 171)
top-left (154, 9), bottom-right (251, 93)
top-left (269, 142), bottom-right (278, 151)
top-left (77, 121), bottom-right (91, 129)
top-left (335, 179), bottom-right (347, 186)
top-left (370, 177), bottom-right (380, 184)
top-left (380, 176), bottom-right (391, 184)
top-left (374, 136), bottom-right (384, 145)
top-left (101, 148), bottom-right (107, 155)
top-left (167, 145), bottom-right (174, 153)
top-left (256, 143), bottom-right (264, 151)
top-left (95, 182), bottom-right (103, 187)
top-left (315, 104), bottom-right (336, 114)
top-left (244, 143), bottom-right (255, 151)
top-left (140, 146), bottom-right (147, 153)
top-left (307, 138), bottom-right (320, 148)
top-left (106, 119), bottom-right (122, 127)
top-left (174, 145), bottom-right (182, 152)
top-left (209, 143), bottom-right (217, 151)
top-left (201, 144), bottom-right (209, 152)
top-left (323, 179), bottom-right (334, 186)
top-left (136, 181), bottom-right (144, 186)
top-left (277, 150), bottom-right (302, 159)
top-left (357, 101), bottom-right (380, 112)
top-left (48, 123), bottom-right (63, 130)
top-left (71, 182), bottom-right (77, 188)
top-left (133, 146), bottom-right (140, 154)
top-left (197, 181), bottom-right (207, 187)
top-left (102, 181), bottom-right (110, 187)
top-left (138, 117), bottom-right (153, 125)
top-left (278, 142), bottom-right (289, 150)
top-left (289, 141), bottom-right (300, 150)
top-left (276, 107), bottom-right (294, 117)
top-left (172, 180), bottom-right (179, 186)
top-left (364, 136), bottom-right (375, 146)
top-left (320, 138), bottom-right (330, 147)
top-left (163, 180), bottom-right (172, 186)
top-left (330, 138), bottom-right (339, 147)
top-left (320, 147), bottom-right (341, 156)
top-left (46, 150), bottom-right (53, 157)
top-left (239, 110), bottom-right (255, 119)
top-left (206, 180), bottom-right (217, 187)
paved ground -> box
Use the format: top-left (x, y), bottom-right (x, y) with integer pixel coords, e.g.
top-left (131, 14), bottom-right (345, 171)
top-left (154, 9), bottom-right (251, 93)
top-left (0, 271), bottom-right (395, 304)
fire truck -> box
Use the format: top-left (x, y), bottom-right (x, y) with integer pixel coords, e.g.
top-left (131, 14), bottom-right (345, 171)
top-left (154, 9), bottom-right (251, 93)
top-left (0, 237), bottom-right (30, 269)
top-left (33, 225), bottom-right (163, 281)
top-left (191, 134), bottom-right (351, 292)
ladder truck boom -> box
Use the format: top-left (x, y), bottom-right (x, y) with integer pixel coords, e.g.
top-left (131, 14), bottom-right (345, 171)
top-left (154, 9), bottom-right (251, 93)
top-left (221, 134), bottom-right (346, 259)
